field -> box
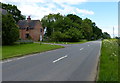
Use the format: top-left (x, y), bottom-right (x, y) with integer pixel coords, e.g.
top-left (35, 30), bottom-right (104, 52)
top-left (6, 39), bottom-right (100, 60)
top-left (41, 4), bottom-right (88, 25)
top-left (97, 39), bottom-right (119, 82)
top-left (2, 43), bottom-right (64, 60)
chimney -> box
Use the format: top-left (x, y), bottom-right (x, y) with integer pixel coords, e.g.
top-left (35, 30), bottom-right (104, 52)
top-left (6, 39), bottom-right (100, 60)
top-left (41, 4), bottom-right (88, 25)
top-left (27, 16), bottom-right (31, 22)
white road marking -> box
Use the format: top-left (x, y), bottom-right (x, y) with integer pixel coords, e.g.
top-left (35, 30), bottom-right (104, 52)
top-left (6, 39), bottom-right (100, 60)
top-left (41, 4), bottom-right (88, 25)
top-left (88, 45), bottom-right (90, 46)
top-left (80, 48), bottom-right (84, 50)
top-left (2, 49), bottom-right (62, 64)
top-left (53, 55), bottom-right (68, 63)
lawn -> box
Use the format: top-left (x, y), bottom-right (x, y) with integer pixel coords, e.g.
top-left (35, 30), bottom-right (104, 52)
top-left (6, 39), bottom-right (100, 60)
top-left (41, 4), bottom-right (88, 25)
top-left (97, 39), bottom-right (119, 82)
top-left (2, 43), bottom-right (64, 60)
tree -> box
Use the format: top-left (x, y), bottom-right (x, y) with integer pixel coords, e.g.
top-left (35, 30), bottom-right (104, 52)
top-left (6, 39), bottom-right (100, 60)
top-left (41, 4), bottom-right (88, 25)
top-left (2, 14), bottom-right (19, 45)
top-left (67, 14), bottom-right (83, 33)
top-left (102, 32), bottom-right (111, 39)
top-left (41, 13), bottom-right (63, 37)
top-left (53, 16), bottom-right (73, 33)
top-left (115, 37), bottom-right (120, 39)
top-left (67, 14), bottom-right (82, 25)
top-left (1, 2), bottom-right (25, 22)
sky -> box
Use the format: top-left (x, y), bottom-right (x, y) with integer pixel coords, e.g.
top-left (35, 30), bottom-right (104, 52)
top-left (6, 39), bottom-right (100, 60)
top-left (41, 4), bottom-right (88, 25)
top-left (1, 0), bottom-right (119, 37)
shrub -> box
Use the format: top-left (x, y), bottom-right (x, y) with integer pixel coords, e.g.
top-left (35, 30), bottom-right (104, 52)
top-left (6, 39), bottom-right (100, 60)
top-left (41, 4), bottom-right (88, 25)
top-left (16, 39), bottom-right (33, 44)
top-left (2, 14), bottom-right (19, 45)
top-left (51, 31), bottom-right (70, 42)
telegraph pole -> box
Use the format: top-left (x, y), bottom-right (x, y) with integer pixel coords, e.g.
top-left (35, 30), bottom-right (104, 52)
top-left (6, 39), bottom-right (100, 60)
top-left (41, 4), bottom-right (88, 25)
top-left (113, 27), bottom-right (114, 38)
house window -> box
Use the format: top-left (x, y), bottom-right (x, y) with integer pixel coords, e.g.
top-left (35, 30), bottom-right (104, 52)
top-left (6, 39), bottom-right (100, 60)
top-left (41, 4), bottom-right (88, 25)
top-left (26, 27), bottom-right (29, 31)
top-left (25, 33), bottom-right (29, 38)
top-left (40, 28), bottom-right (42, 32)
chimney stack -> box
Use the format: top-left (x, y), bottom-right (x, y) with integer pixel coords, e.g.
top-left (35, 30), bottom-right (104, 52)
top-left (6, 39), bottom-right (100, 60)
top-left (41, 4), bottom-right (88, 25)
top-left (27, 16), bottom-right (31, 22)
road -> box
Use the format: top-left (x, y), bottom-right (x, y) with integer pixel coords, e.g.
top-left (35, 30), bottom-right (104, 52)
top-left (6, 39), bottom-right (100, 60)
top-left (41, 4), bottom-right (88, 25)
top-left (2, 40), bottom-right (101, 81)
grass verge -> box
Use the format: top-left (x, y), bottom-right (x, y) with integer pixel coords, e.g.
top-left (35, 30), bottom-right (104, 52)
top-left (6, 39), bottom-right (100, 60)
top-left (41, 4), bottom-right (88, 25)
top-left (42, 40), bottom-right (89, 44)
top-left (0, 46), bottom-right (1, 60)
top-left (2, 43), bottom-right (64, 60)
top-left (97, 39), bottom-right (119, 82)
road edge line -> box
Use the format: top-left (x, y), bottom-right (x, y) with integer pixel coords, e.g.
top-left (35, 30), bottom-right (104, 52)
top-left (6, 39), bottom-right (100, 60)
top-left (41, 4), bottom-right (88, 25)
top-left (95, 41), bottom-right (102, 81)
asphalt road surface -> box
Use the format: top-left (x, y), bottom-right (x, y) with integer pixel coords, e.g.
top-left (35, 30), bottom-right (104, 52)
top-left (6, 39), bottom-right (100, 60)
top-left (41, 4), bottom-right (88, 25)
top-left (2, 40), bottom-right (101, 81)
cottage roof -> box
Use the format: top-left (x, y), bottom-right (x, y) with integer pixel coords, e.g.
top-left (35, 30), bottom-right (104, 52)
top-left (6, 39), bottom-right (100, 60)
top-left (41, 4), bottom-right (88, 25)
top-left (18, 20), bottom-right (41, 29)
top-left (0, 8), bottom-right (8, 15)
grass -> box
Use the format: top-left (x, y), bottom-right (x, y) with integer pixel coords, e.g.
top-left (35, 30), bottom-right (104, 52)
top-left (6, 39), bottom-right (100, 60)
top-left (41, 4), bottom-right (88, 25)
top-left (2, 43), bottom-right (64, 60)
top-left (97, 39), bottom-right (119, 82)
top-left (0, 46), bottom-right (1, 60)
top-left (42, 40), bottom-right (89, 44)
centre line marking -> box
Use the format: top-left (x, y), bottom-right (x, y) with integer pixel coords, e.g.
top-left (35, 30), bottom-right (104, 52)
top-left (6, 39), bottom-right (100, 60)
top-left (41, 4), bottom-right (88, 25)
top-left (80, 48), bottom-right (84, 50)
top-left (53, 55), bottom-right (68, 63)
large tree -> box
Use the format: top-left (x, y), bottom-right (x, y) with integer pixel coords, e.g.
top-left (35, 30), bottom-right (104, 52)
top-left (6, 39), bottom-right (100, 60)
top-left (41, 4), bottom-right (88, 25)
top-left (67, 14), bottom-right (83, 36)
top-left (2, 14), bottom-right (19, 45)
top-left (53, 16), bottom-right (73, 33)
top-left (41, 13), bottom-right (63, 37)
top-left (67, 14), bottom-right (82, 25)
top-left (1, 2), bottom-right (25, 22)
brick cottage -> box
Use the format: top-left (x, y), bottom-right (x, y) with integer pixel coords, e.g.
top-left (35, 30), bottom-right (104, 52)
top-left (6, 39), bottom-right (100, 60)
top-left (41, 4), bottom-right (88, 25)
top-left (17, 16), bottom-right (44, 41)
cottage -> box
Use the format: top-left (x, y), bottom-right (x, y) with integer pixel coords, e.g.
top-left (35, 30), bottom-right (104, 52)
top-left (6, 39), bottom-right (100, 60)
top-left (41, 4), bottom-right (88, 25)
top-left (17, 16), bottom-right (44, 41)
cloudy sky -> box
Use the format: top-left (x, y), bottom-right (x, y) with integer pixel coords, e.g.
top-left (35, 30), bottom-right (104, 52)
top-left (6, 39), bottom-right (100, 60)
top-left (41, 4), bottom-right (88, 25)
top-left (1, 0), bottom-right (119, 37)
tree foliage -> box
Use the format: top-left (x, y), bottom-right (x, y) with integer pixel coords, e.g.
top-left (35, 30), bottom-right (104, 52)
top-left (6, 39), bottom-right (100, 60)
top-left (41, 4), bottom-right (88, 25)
top-left (65, 27), bottom-right (83, 42)
top-left (81, 18), bottom-right (93, 40)
top-left (41, 13), bottom-right (63, 36)
top-left (2, 14), bottom-right (19, 45)
top-left (67, 14), bottom-right (82, 25)
top-left (51, 31), bottom-right (70, 42)
top-left (92, 22), bottom-right (102, 40)
top-left (102, 32), bottom-right (111, 39)
top-left (1, 2), bottom-right (25, 22)
top-left (41, 13), bottom-right (109, 42)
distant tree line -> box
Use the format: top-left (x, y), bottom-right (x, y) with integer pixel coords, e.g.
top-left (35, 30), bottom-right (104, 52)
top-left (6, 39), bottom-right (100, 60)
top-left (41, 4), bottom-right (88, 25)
top-left (41, 13), bottom-right (110, 42)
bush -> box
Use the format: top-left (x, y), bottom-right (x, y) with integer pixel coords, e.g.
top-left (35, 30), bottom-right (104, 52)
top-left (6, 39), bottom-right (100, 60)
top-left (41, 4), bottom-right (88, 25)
top-left (2, 14), bottom-right (19, 45)
top-left (51, 31), bottom-right (71, 42)
top-left (16, 39), bottom-right (33, 44)
top-left (50, 27), bottom-right (83, 42)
